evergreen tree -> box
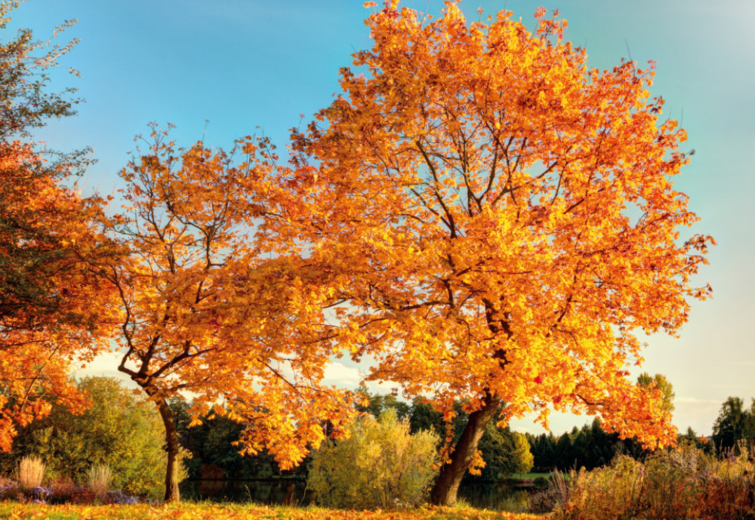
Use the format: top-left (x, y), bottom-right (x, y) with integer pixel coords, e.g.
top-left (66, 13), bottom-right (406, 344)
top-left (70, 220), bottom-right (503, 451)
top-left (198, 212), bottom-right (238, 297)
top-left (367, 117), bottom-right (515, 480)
top-left (711, 397), bottom-right (753, 454)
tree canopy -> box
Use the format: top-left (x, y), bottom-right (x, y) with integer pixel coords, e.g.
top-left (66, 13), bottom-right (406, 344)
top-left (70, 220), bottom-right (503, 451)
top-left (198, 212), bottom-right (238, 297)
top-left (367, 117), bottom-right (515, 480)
top-left (275, 0), bottom-right (713, 504)
top-left (0, 0), bottom-right (116, 452)
top-left (92, 129), bottom-right (356, 501)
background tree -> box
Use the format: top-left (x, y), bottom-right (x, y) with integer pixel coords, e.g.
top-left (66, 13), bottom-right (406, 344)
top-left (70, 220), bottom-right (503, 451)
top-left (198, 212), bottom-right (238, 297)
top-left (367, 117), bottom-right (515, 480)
top-left (355, 385), bottom-right (410, 421)
top-left (1, 377), bottom-right (174, 498)
top-left (281, 0), bottom-right (712, 505)
top-left (93, 129), bottom-right (356, 501)
top-left (711, 397), bottom-right (755, 455)
top-left (678, 426), bottom-right (713, 454)
top-left (0, 0), bottom-right (116, 451)
top-left (637, 373), bottom-right (675, 413)
top-left (465, 422), bottom-right (533, 481)
top-left (169, 397), bottom-right (284, 481)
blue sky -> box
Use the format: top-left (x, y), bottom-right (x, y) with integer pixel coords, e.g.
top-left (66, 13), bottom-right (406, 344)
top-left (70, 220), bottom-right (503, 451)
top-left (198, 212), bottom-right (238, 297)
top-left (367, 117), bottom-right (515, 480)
top-left (15, 0), bottom-right (755, 436)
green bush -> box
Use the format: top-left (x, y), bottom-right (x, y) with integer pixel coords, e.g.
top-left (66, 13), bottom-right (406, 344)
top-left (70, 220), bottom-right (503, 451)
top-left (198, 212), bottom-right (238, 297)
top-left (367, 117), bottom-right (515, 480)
top-left (308, 408), bottom-right (440, 509)
top-left (2, 376), bottom-right (187, 498)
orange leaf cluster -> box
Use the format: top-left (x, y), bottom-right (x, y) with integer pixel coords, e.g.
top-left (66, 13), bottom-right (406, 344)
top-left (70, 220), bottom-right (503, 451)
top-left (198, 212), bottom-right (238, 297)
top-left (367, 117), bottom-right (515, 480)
top-left (269, 1), bottom-right (714, 449)
top-left (0, 140), bottom-right (117, 451)
top-left (96, 128), bottom-right (357, 472)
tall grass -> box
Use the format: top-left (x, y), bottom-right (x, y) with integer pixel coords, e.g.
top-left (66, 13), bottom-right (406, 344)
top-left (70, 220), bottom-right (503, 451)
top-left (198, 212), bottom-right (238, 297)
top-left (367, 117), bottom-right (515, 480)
top-left (17, 456), bottom-right (46, 491)
top-left (87, 464), bottom-right (112, 498)
top-left (548, 441), bottom-right (755, 520)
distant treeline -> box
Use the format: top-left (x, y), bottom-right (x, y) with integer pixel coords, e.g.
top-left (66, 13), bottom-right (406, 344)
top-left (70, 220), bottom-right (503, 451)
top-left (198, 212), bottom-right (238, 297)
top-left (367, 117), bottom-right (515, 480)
top-left (8, 375), bottom-right (751, 490)
top-left (523, 420), bottom-right (709, 473)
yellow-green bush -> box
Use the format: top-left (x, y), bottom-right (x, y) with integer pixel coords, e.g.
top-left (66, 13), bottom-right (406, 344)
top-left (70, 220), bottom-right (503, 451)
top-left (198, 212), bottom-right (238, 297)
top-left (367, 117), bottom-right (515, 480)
top-left (2, 377), bottom-right (188, 499)
top-left (308, 408), bottom-right (440, 509)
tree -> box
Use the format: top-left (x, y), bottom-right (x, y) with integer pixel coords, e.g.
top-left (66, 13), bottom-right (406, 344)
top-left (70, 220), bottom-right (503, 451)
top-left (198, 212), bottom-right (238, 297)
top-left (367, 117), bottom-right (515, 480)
top-left (0, 0), bottom-right (116, 451)
top-left (355, 385), bottom-right (411, 421)
top-left (711, 397), bottom-right (755, 454)
top-left (93, 129), bottom-right (356, 501)
top-left (280, 0), bottom-right (713, 505)
top-left (467, 422), bottom-right (533, 480)
top-left (637, 373), bottom-right (675, 413)
top-left (1, 377), bottom-right (174, 498)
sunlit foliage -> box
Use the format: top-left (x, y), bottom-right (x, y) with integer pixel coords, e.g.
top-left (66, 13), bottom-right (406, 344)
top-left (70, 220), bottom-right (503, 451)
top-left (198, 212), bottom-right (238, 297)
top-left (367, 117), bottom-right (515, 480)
top-left (275, 0), bottom-right (713, 503)
top-left (309, 408), bottom-right (440, 509)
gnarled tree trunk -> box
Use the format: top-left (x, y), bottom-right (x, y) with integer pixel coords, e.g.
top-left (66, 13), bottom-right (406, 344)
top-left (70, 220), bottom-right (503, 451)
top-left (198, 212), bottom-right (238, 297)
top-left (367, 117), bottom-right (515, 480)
top-left (430, 392), bottom-right (501, 506)
top-left (431, 302), bottom-right (511, 506)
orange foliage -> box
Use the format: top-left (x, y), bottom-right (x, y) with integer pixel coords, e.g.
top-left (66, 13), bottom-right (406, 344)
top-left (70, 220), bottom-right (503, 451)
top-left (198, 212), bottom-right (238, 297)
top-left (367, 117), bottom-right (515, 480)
top-left (95, 127), bottom-right (356, 475)
top-left (0, 0), bottom-right (118, 452)
top-left (0, 140), bottom-right (117, 451)
top-left (276, 1), bottom-right (713, 450)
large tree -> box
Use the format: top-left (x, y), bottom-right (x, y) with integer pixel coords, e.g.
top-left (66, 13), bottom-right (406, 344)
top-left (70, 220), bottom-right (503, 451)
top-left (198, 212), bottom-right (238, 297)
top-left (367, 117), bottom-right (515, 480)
top-left (0, 0), bottom-right (115, 451)
top-left (94, 129), bottom-right (355, 501)
top-left (279, 0), bottom-right (713, 505)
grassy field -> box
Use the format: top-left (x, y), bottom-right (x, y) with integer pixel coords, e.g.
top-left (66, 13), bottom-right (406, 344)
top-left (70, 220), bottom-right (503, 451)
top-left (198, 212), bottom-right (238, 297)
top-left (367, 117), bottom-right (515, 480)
top-left (0, 503), bottom-right (546, 520)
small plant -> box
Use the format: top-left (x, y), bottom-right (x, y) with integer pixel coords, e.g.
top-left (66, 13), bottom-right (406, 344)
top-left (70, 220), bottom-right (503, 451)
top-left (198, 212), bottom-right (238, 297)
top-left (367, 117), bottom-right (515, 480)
top-left (452, 498), bottom-right (473, 510)
top-left (87, 463), bottom-right (112, 498)
top-left (104, 489), bottom-right (140, 505)
top-left (17, 456), bottom-right (46, 492)
top-left (69, 488), bottom-right (96, 504)
top-left (46, 480), bottom-right (79, 505)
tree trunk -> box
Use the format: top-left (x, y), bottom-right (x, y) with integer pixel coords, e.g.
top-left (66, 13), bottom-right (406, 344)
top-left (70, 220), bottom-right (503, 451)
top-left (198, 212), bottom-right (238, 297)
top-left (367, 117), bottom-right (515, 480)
top-left (430, 391), bottom-right (501, 506)
top-left (155, 397), bottom-right (181, 502)
top-left (431, 301), bottom-right (511, 506)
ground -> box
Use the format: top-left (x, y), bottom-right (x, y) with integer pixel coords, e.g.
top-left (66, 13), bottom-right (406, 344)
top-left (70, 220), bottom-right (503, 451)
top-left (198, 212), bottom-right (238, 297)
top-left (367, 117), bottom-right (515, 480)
top-left (0, 503), bottom-right (546, 519)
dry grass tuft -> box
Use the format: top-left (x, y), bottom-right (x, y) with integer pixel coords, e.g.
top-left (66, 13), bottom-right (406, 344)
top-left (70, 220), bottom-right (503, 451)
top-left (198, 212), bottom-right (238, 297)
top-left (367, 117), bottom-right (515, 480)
top-left (17, 456), bottom-right (46, 491)
top-left (87, 463), bottom-right (112, 497)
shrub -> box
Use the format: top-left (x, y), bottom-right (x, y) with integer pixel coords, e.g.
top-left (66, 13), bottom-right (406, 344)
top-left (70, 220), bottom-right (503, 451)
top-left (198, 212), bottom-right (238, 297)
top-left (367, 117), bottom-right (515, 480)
top-left (1, 376), bottom-right (187, 499)
top-left (550, 442), bottom-right (755, 520)
top-left (17, 456), bottom-right (45, 491)
top-left (104, 489), bottom-right (140, 505)
top-left (46, 480), bottom-right (78, 504)
top-left (308, 408), bottom-right (440, 509)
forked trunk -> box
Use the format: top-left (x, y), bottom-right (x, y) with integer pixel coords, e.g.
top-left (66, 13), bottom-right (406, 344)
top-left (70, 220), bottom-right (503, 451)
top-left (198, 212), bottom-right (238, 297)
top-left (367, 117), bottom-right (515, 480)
top-left (430, 392), bottom-right (501, 506)
top-left (155, 397), bottom-right (181, 502)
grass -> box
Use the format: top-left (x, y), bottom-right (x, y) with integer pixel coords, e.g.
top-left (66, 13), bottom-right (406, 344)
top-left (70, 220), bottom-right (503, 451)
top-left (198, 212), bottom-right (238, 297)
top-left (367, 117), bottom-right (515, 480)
top-left (0, 503), bottom-right (546, 519)
top-left (87, 464), bottom-right (112, 498)
top-left (17, 456), bottom-right (46, 491)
